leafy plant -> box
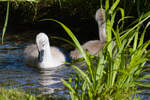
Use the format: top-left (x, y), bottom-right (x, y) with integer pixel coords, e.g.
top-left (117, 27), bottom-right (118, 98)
top-left (41, 0), bottom-right (150, 99)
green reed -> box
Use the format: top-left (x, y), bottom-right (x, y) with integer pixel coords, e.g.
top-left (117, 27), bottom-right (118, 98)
top-left (1, 1), bottom-right (9, 44)
top-left (42, 0), bottom-right (150, 99)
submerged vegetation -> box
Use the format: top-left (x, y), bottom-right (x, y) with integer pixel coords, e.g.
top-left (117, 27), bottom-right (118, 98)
top-left (0, 0), bottom-right (150, 100)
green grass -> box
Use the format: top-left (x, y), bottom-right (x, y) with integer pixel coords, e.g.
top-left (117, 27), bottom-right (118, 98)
top-left (0, 88), bottom-right (66, 100)
top-left (0, 88), bottom-right (37, 100)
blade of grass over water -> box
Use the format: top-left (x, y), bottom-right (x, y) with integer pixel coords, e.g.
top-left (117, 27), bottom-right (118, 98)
top-left (2, 1), bottom-right (9, 44)
top-left (51, 36), bottom-right (76, 47)
top-left (120, 14), bottom-right (150, 41)
top-left (61, 79), bottom-right (76, 94)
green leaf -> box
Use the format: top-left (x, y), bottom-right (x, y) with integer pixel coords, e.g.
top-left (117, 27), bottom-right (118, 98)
top-left (138, 21), bottom-right (150, 47)
top-left (109, 0), bottom-right (120, 14)
top-left (133, 31), bottom-right (139, 51)
top-left (120, 15), bottom-right (150, 41)
top-left (112, 28), bottom-right (121, 49)
top-left (96, 52), bottom-right (105, 81)
top-left (61, 78), bottom-right (76, 94)
top-left (51, 36), bottom-right (76, 47)
top-left (105, 0), bottom-right (109, 11)
top-left (71, 64), bottom-right (92, 87)
top-left (137, 74), bottom-right (150, 81)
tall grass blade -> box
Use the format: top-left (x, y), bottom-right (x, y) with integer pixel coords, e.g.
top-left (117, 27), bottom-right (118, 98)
top-left (129, 40), bottom-right (150, 70)
top-left (106, 19), bottom-right (113, 57)
top-left (96, 52), bottom-right (105, 81)
top-left (105, 0), bottom-right (109, 11)
top-left (109, 0), bottom-right (120, 14)
top-left (51, 36), bottom-right (76, 47)
top-left (131, 11), bottom-right (150, 26)
top-left (71, 64), bottom-right (92, 87)
top-left (112, 28), bottom-right (121, 48)
top-left (95, 52), bottom-right (105, 94)
top-left (133, 30), bottom-right (139, 51)
top-left (126, 31), bottom-right (135, 48)
top-left (138, 22), bottom-right (150, 47)
top-left (61, 78), bottom-right (76, 94)
top-left (61, 78), bottom-right (79, 100)
top-left (120, 15), bottom-right (150, 41)
top-left (117, 8), bottom-right (125, 30)
top-left (2, 1), bottom-right (9, 44)
top-left (100, 0), bottom-right (103, 8)
top-left (58, 0), bottom-right (62, 8)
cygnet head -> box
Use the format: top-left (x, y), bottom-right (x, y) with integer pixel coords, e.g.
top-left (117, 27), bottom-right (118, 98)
top-left (36, 32), bottom-right (52, 65)
top-left (36, 32), bottom-right (50, 52)
top-left (95, 8), bottom-right (106, 26)
top-left (35, 32), bottom-right (65, 69)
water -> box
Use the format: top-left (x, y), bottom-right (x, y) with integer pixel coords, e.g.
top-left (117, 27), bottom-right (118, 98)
top-left (0, 33), bottom-right (73, 98)
top-left (0, 33), bottom-right (149, 99)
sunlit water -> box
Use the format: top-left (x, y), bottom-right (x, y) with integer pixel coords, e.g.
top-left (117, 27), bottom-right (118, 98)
top-left (0, 33), bottom-right (149, 99)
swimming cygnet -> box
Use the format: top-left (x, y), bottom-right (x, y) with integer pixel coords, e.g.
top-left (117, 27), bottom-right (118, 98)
top-left (24, 32), bottom-right (65, 69)
top-left (70, 8), bottom-right (106, 59)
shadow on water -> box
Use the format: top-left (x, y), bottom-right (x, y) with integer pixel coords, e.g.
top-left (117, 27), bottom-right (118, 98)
top-left (0, 32), bottom-right (74, 98)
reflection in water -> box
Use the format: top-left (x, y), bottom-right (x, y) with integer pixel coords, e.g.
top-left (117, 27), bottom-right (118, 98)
top-left (0, 41), bottom-right (72, 98)
top-left (38, 66), bottom-right (73, 95)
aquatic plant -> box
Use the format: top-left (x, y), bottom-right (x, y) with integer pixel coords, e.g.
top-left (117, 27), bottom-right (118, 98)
top-left (42, 0), bottom-right (150, 99)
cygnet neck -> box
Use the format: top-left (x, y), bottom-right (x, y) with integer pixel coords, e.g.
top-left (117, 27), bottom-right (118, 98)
top-left (41, 42), bottom-right (53, 63)
top-left (36, 33), bottom-right (54, 68)
top-left (95, 8), bottom-right (106, 42)
top-left (98, 22), bottom-right (106, 42)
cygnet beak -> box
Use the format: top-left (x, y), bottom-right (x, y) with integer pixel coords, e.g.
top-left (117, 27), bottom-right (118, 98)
top-left (38, 49), bottom-right (44, 62)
